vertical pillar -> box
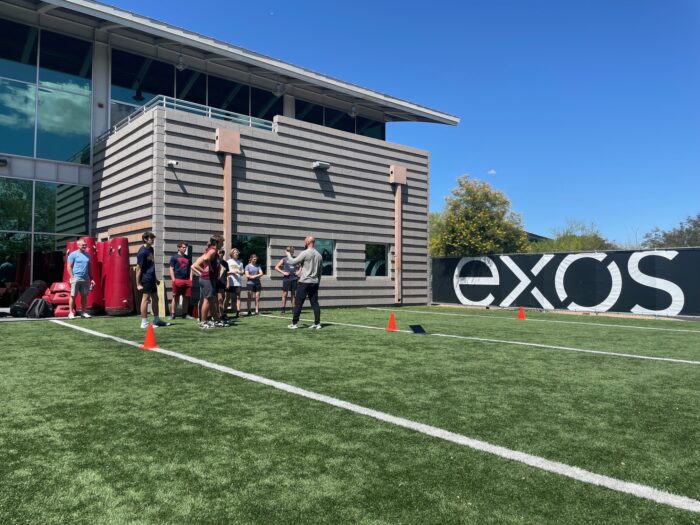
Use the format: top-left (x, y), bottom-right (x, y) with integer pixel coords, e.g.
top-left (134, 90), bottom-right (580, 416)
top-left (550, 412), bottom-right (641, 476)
top-left (283, 94), bottom-right (295, 118)
top-left (215, 129), bottom-right (241, 251)
top-left (389, 165), bottom-right (407, 305)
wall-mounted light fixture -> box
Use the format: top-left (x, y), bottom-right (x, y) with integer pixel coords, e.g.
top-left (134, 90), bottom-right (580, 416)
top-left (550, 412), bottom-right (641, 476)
top-left (176, 54), bottom-right (186, 72)
top-left (349, 104), bottom-right (358, 118)
top-left (312, 161), bottom-right (330, 170)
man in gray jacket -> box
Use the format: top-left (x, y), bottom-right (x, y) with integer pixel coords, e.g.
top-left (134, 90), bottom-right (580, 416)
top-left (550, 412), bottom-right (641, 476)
top-left (286, 236), bottom-right (324, 329)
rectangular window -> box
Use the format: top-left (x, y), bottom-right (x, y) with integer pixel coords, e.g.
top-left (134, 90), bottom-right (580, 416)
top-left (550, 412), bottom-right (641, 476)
top-left (232, 234), bottom-right (268, 273)
top-left (34, 182), bottom-right (89, 235)
top-left (295, 99), bottom-right (323, 126)
top-left (0, 78), bottom-right (36, 158)
top-left (250, 85), bottom-right (282, 121)
top-left (109, 100), bottom-right (139, 127)
top-left (315, 239), bottom-right (335, 276)
top-left (176, 69), bottom-right (206, 106)
top-left (0, 177), bottom-right (33, 231)
top-left (365, 244), bottom-right (388, 277)
top-left (0, 19), bottom-right (38, 83)
top-left (325, 106), bottom-right (355, 133)
top-left (0, 232), bottom-right (31, 294)
top-left (39, 30), bottom-right (92, 95)
top-left (208, 75), bottom-right (249, 116)
top-left (36, 86), bottom-right (91, 164)
top-left (32, 234), bottom-right (73, 283)
top-left (111, 49), bottom-right (174, 105)
top-left (357, 116), bottom-right (385, 140)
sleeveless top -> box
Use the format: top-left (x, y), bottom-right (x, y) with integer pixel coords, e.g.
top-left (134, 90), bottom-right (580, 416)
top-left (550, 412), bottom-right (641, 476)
top-left (281, 258), bottom-right (297, 281)
top-left (199, 247), bottom-right (219, 281)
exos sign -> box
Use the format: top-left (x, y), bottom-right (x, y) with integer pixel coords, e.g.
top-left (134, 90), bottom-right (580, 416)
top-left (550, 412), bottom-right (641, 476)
top-left (431, 250), bottom-right (700, 317)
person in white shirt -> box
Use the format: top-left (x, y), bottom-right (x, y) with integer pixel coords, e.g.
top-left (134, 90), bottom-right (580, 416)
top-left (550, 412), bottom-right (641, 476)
top-left (225, 248), bottom-right (244, 318)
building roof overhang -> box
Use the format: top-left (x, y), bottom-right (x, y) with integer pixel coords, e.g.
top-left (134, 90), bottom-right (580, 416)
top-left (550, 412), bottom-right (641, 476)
top-left (21, 0), bottom-right (460, 125)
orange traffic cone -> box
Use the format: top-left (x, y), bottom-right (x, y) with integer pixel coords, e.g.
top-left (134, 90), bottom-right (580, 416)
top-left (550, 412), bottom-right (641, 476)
top-left (386, 312), bottom-right (398, 331)
top-left (517, 306), bottom-right (526, 320)
top-left (140, 323), bottom-right (159, 350)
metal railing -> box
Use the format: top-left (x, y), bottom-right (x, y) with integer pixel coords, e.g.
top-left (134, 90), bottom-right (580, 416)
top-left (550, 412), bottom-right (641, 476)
top-left (97, 95), bottom-right (273, 142)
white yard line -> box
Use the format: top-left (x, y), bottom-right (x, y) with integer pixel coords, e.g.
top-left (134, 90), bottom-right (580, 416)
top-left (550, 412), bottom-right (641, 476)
top-left (49, 320), bottom-right (700, 514)
top-left (263, 314), bottom-right (700, 366)
top-left (367, 307), bottom-right (700, 334)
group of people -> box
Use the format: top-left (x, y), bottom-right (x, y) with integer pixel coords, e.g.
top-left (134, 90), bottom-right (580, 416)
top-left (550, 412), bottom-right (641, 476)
top-left (134, 231), bottom-right (324, 330)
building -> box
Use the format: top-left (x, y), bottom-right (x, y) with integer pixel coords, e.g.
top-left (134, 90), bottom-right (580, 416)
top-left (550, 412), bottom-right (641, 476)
top-left (0, 0), bottom-right (459, 310)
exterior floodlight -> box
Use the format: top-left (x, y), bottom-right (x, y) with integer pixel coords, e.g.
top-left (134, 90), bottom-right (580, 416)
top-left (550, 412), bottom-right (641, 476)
top-left (349, 104), bottom-right (357, 118)
top-left (176, 54), bottom-right (186, 72)
top-left (313, 161), bottom-right (330, 170)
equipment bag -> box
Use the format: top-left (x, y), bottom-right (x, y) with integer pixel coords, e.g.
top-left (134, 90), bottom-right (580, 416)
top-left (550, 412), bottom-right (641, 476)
top-left (9, 280), bottom-right (48, 317)
top-left (26, 298), bottom-right (55, 319)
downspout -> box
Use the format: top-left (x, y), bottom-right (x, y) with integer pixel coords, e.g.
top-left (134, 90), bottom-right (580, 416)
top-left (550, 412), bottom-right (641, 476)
top-left (215, 128), bottom-right (241, 251)
top-left (389, 165), bottom-right (407, 305)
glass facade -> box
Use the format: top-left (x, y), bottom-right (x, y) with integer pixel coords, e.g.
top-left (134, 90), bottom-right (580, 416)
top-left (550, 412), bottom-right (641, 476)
top-left (0, 18), bottom-right (92, 165)
top-left (365, 244), bottom-right (388, 277)
top-left (315, 239), bottom-right (334, 276)
top-left (232, 234), bottom-right (268, 272)
top-left (295, 98), bottom-right (386, 139)
top-left (0, 176), bottom-right (89, 301)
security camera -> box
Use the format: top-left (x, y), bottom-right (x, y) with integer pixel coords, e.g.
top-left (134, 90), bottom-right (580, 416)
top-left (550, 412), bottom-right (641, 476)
top-left (313, 161), bottom-right (330, 170)
top-left (167, 160), bottom-right (179, 167)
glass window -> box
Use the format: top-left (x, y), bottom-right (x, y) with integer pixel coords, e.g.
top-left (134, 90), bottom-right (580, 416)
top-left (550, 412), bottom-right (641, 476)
top-left (365, 244), bottom-right (388, 277)
top-left (357, 116), bottom-right (385, 140)
top-left (39, 30), bottom-right (92, 94)
top-left (315, 239), bottom-right (334, 276)
top-left (111, 49), bottom-right (174, 105)
top-left (0, 177), bottom-right (33, 231)
top-left (250, 86), bottom-right (282, 121)
top-left (232, 234), bottom-right (268, 273)
top-left (0, 78), bottom-right (36, 157)
top-left (34, 182), bottom-right (89, 234)
top-left (295, 99), bottom-right (323, 125)
top-left (0, 232), bottom-right (31, 297)
top-left (325, 107), bottom-right (355, 133)
top-left (176, 69), bottom-right (206, 105)
top-left (0, 19), bottom-right (38, 83)
top-left (109, 100), bottom-right (138, 127)
top-left (32, 234), bottom-right (73, 284)
top-left (208, 75), bottom-right (249, 115)
top-left (36, 86), bottom-right (91, 164)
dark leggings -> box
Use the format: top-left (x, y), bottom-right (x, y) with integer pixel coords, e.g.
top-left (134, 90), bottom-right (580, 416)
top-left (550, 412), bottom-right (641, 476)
top-left (292, 282), bottom-right (320, 324)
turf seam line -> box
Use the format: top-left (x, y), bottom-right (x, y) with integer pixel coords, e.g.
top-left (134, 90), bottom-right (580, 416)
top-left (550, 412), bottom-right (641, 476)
top-left (367, 307), bottom-right (700, 334)
top-left (51, 320), bottom-right (700, 514)
top-left (263, 315), bottom-right (700, 366)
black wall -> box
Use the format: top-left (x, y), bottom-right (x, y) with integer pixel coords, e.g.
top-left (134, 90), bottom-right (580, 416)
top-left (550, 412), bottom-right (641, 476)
top-left (432, 249), bottom-right (700, 316)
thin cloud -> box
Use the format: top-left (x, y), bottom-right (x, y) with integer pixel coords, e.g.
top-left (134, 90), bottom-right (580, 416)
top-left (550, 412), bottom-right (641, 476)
top-left (487, 169), bottom-right (497, 176)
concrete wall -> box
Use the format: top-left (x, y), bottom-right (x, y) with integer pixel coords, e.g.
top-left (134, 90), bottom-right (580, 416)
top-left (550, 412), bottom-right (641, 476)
top-left (95, 107), bottom-right (430, 308)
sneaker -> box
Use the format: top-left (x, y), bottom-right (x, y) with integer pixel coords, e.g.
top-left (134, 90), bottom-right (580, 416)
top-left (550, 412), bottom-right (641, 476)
top-left (183, 314), bottom-right (195, 320)
top-left (198, 321), bottom-right (213, 329)
top-left (287, 323), bottom-right (298, 330)
top-left (140, 321), bottom-right (149, 329)
top-left (253, 311), bottom-right (259, 316)
top-left (308, 323), bottom-right (322, 330)
top-left (169, 314), bottom-right (176, 321)
top-left (81, 312), bottom-right (91, 319)
top-left (214, 320), bottom-right (227, 327)
top-left (234, 312), bottom-right (240, 319)
top-left (68, 312), bottom-right (75, 320)
top-left (153, 319), bottom-right (171, 327)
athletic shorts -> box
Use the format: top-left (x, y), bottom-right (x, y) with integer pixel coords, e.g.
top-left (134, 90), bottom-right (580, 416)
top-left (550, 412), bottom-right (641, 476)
top-left (70, 278), bottom-right (89, 297)
top-left (172, 279), bottom-right (192, 297)
top-left (141, 281), bottom-right (158, 294)
top-left (282, 279), bottom-right (298, 293)
top-left (217, 279), bottom-right (228, 293)
top-left (247, 281), bottom-right (262, 292)
top-left (200, 279), bottom-right (216, 299)
top-left (227, 285), bottom-right (241, 295)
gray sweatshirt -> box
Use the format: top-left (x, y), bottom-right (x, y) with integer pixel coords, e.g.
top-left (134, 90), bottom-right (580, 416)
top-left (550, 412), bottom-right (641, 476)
top-left (287, 248), bottom-right (323, 284)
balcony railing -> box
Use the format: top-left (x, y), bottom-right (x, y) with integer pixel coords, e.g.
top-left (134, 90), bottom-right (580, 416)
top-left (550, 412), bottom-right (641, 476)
top-left (97, 95), bottom-right (274, 142)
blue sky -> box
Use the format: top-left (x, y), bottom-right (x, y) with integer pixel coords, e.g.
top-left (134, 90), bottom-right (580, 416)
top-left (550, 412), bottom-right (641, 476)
top-left (107, 0), bottom-right (700, 245)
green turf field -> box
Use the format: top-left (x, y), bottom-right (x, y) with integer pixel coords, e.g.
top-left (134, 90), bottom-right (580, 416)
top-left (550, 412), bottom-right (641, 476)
top-left (1, 306), bottom-right (699, 524)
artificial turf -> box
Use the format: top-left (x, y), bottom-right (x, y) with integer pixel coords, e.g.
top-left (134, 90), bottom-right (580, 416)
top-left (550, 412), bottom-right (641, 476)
top-left (1, 306), bottom-right (699, 524)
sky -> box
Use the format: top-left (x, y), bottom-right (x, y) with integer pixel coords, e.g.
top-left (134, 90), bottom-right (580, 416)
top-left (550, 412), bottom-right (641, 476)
top-left (106, 0), bottom-right (700, 246)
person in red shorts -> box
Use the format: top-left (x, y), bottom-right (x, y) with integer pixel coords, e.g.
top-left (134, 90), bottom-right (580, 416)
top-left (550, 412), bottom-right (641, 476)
top-left (169, 241), bottom-right (193, 320)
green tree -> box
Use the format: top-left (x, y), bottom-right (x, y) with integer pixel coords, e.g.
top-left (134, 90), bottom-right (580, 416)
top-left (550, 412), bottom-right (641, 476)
top-left (429, 175), bottom-right (528, 256)
top-left (528, 220), bottom-right (616, 253)
top-left (642, 212), bottom-right (700, 248)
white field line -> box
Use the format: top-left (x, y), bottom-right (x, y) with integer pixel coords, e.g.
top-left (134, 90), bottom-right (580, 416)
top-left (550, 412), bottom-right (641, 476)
top-left (367, 307), bottom-right (700, 334)
top-left (50, 320), bottom-right (700, 514)
top-left (263, 315), bottom-right (700, 366)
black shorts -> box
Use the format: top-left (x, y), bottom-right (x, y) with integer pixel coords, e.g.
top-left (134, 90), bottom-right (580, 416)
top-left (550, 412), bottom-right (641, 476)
top-left (247, 281), bottom-right (262, 292)
top-left (141, 281), bottom-right (158, 294)
top-left (282, 279), bottom-right (298, 293)
top-left (217, 279), bottom-right (227, 293)
top-left (200, 279), bottom-right (216, 299)
top-left (227, 285), bottom-right (241, 295)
